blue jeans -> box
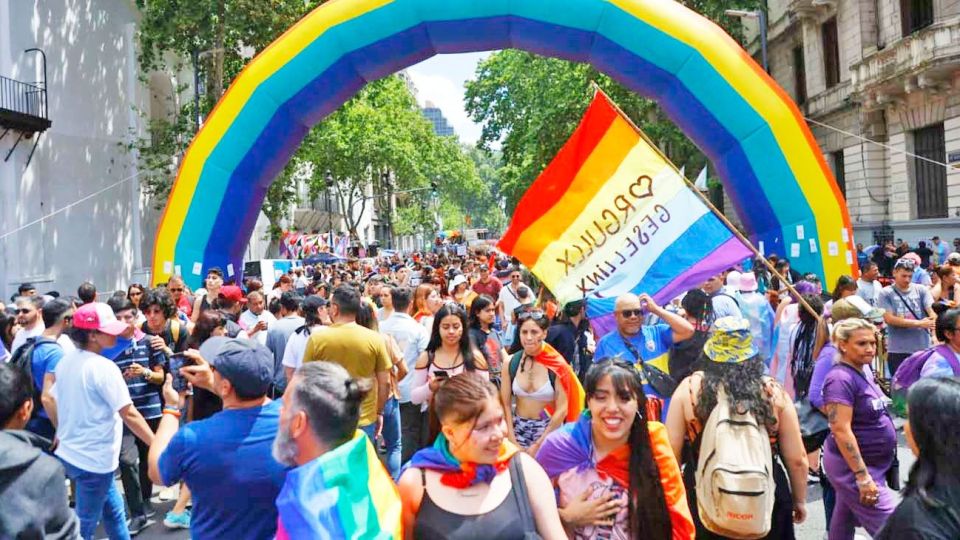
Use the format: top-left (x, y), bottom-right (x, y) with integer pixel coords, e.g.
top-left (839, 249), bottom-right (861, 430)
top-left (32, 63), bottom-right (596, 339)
top-left (60, 460), bottom-right (130, 540)
top-left (360, 398), bottom-right (402, 481)
top-left (381, 397), bottom-right (401, 480)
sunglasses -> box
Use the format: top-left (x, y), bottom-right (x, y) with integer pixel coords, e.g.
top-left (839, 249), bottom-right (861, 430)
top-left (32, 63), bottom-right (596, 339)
top-left (618, 309), bottom-right (643, 319)
top-left (517, 310), bottom-right (545, 322)
top-left (894, 259), bottom-right (916, 271)
top-left (169, 288), bottom-right (184, 292)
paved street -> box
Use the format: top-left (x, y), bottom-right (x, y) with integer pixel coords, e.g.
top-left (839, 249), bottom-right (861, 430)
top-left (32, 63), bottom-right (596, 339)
top-left (111, 428), bottom-right (915, 540)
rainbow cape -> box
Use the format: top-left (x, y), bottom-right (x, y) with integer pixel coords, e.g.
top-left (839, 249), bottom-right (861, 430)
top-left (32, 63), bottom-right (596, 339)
top-left (535, 343), bottom-right (586, 422)
top-left (407, 433), bottom-right (519, 488)
top-left (535, 413), bottom-right (696, 539)
top-left (499, 92), bottom-right (752, 336)
top-left (275, 431), bottom-right (401, 540)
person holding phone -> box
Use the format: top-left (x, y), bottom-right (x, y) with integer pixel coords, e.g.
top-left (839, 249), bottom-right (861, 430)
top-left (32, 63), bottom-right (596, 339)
top-left (410, 303), bottom-right (488, 419)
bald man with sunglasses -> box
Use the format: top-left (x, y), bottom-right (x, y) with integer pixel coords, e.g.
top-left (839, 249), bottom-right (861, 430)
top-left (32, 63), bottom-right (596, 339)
top-left (593, 293), bottom-right (693, 398)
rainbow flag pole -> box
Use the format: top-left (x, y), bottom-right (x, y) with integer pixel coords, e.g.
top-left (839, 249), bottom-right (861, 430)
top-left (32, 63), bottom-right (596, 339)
top-left (499, 87), bottom-right (819, 335)
top-left (594, 84), bottom-right (823, 324)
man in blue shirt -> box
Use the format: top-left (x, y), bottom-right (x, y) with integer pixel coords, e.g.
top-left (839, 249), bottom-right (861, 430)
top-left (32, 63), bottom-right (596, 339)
top-left (21, 298), bottom-right (73, 440)
top-left (594, 293), bottom-right (694, 402)
top-left (149, 337), bottom-right (289, 540)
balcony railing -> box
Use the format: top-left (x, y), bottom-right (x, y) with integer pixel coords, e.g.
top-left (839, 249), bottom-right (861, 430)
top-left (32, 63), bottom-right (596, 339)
top-left (0, 75), bottom-right (51, 133)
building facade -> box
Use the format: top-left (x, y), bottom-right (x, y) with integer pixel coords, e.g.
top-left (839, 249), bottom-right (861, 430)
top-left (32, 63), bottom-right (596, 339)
top-left (739, 0), bottom-right (960, 251)
top-left (422, 100), bottom-right (455, 137)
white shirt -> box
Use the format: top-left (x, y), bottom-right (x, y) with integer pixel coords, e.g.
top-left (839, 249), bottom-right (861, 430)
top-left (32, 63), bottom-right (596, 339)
top-left (857, 279), bottom-right (880, 307)
top-left (10, 323), bottom-right (44, 357)
top-left (380, 312), bottom-right (430, 403)
top-left (53, 350), bottom-right (133, 473)
top-left (281, 325), bottom-right (328, 371)
top-left (239, 309), bottom-right (277, 345)
top-left (498, 283), bottom-right (528, 321)
top-left (57, 334), bottom-right (76, 354)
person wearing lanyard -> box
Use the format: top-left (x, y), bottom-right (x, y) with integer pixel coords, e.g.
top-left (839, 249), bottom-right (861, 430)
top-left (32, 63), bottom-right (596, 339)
top-left (593, 293), bottom-right (694, 414)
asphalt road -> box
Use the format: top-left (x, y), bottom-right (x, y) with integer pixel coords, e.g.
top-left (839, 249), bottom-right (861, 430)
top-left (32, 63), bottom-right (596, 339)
top-left (112, 431), bottom-right (916, 540)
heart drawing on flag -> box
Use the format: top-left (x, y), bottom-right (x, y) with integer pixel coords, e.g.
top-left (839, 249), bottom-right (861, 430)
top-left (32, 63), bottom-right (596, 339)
top-left (630, 174), bottom-right (654, 200)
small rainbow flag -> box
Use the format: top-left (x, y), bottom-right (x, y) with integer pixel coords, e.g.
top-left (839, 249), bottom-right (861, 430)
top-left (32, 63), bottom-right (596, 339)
top-left (275, 431), bottom-right (402, 540)
top-left (499, 92), bottom-right (752, 335)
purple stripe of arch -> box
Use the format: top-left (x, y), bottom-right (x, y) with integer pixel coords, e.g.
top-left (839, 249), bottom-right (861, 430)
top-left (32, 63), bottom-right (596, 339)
top-left (200, 16), bottom-right (783, 280)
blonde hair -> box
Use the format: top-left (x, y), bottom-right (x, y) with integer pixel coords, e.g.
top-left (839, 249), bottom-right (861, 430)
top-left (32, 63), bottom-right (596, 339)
top-left (831, 317), bottom-right (874, 345)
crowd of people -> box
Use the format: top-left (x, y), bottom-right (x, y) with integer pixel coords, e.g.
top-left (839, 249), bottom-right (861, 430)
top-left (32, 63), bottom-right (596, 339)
top-left (1, 244), bottom-right (959, 540)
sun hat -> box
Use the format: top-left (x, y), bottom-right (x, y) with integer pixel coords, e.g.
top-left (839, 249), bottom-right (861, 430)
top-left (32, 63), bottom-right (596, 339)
top-left (739, 272), bottom-right (759, 292)
top-left (703, 317), bottom-right (758, 364)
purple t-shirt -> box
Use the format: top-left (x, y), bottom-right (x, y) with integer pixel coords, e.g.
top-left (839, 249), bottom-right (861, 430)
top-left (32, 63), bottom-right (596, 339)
top-left (822, 363), bottom-right (896, 466)
top-left (808, 343), bottom-right (837, 410)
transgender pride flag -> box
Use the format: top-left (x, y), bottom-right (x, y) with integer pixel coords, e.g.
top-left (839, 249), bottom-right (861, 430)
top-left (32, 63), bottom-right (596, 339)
top-left (499, 91), bottom-right (751, 337)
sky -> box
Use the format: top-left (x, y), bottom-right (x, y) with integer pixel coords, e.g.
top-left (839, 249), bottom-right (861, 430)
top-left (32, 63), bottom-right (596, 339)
top-left (406, 52), bottom-right (490, 145)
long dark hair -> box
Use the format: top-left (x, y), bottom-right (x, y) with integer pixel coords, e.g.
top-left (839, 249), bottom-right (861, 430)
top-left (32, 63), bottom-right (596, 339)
top-left (904, 378), bottom-right (960, 513)
top-left (791, 294), bottom-right (825, 398)
top-left (831, 275), bottom-right (857, 302)
top-left (696, 356), bottom-right (777, 434)
top-left (585, 361), bottom-right (672, 538)
top-left (427, 303), bottom-right (480, 371)
top-left (468, 294), bottom-right (495, 329)
top-left (190, 310), bottom-right (225, 348)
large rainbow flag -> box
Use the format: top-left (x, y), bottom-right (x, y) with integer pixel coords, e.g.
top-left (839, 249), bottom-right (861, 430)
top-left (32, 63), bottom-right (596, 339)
top-left (275, 431), bottom-right (402, 540)
top-left (499, 92), bottom-right (752, 334)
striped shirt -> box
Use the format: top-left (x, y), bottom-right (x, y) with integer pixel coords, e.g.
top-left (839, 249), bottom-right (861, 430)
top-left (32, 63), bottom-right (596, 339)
top-left (112, 337), bottom-right (165, 419)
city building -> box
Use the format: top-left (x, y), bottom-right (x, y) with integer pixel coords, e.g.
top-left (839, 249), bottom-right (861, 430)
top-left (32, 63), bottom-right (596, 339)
top-left (0, 0), bottom-right (274, 300)
top-left (422, 100), bottom-right (455, 137)
top-left (736, 0), bottom-right (960, 251)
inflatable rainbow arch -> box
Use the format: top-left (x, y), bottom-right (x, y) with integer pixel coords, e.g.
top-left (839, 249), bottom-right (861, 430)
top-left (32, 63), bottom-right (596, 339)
top-left (151, 0), bottom-right (855, 289)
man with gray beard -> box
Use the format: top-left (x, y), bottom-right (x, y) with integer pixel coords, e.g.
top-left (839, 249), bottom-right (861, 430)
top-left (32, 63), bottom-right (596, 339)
top-left (272, 362), bottom-right (401, 537)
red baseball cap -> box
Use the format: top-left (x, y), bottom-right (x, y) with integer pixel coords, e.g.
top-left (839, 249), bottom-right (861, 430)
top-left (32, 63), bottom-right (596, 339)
top-left (73, 303), bottom-right (129, 336)
top-left (219, 285), bottom-right (246, 304)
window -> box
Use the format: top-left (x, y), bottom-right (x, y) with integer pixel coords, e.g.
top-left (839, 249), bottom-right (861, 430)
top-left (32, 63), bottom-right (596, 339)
top-left (831, 150), bottom-right (846, 197)
top-left (913, 123), bottom-right (947, 219)
top-left (821, 18), bottom-right (841, 88)
top-left (793, 46), bottom-right (807, 104)
top-left (901, 0), bottom-right (934, 36)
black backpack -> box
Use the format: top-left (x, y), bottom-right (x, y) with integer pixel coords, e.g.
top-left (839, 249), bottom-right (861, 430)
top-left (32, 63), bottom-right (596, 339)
top-left (10, 336), bottom-right (58, 417)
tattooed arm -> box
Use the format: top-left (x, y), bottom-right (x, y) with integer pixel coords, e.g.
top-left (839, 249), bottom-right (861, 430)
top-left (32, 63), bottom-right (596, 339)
top-left (825, 402), bottom-right (880, 505)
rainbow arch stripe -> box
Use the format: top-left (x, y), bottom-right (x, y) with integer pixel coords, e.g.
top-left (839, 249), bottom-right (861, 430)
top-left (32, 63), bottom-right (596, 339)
top-left (151, 0), bottom-right (855, 288)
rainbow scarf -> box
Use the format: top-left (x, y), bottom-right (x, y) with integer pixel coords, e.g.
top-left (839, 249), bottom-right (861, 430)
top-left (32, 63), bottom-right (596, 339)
top-left (407, 434), bottom-right (519, 488)
top-left (275, 431), bottom-right (401, 540)
top-left (535, 412), bottom-right (629, 487)
top-left (535, 343), bottom-right (586, 422)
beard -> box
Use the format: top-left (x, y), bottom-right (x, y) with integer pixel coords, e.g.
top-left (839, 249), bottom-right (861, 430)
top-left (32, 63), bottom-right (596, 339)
top-left (272, 422), bottom-right (299, 467)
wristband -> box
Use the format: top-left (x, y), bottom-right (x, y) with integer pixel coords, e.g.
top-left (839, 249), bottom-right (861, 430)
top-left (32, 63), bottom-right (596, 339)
top-left (162, 407), bottom-right (181, 418)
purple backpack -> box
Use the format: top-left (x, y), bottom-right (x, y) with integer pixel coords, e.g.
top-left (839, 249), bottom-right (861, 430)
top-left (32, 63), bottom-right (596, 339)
top-left (892, 344), bottom-right (960, 393)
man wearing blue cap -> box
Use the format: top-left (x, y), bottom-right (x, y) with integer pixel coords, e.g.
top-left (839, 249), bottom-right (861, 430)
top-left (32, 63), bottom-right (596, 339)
top-left (148, 337), bottom-right (289, 540)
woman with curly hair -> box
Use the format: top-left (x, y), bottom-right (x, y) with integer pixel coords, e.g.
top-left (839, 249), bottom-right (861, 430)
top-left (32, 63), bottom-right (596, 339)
top-left (666, 317), bottom-right (809, 539)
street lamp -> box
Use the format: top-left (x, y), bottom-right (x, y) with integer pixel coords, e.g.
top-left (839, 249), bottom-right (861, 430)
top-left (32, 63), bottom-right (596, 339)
top-left (725, 9), bottom-right (768, 74)
top-left (324, 170), bottom-right (334, 248)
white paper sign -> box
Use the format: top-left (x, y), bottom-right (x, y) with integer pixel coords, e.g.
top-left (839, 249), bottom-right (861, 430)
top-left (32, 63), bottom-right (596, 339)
top-left (227, 264), bottom-right (235, 277)
top-left (841, 228), bottom-right (850, 242)
top-left (846, 251), bottom-right (854, 265)
top-left (828, 242), bottom-right (839, 256)
top-left (791, 243), bottom-right (801, 258)
top-left (758, 241), bottom-right (765, 255)
top-left (174, 265), bottom-right (182, 277)
top-left (796, 225), bottom-right (805, 240)
top-left (192, 262), bottom-right (203, 276)
top-left (163, 261), bottom-right (173, 274)
top-left (809, 239), bottom-right (817, 253)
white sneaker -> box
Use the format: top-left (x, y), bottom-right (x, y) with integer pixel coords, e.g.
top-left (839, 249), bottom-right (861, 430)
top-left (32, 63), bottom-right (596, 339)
top-left (157, 485), bottom-right (177, 502)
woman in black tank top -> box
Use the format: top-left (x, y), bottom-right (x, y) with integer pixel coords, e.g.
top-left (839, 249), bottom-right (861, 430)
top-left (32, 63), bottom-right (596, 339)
top-left (397, 374), bottom-right (565, 539)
